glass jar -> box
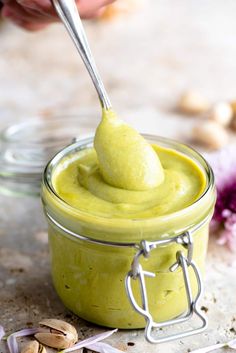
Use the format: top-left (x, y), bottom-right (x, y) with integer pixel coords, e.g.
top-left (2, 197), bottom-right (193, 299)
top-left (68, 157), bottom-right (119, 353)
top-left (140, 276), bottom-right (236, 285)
top-left (0, 114), bottom-right (95, 196)
top-left (41, 135), bottom-right (216, 343)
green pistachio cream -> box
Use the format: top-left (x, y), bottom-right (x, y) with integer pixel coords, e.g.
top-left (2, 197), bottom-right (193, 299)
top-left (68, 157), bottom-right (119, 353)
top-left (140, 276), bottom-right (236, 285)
top-left (53, 109), bottom-right (205, 218)
top-left (43, 109), bottom-right (214, 329)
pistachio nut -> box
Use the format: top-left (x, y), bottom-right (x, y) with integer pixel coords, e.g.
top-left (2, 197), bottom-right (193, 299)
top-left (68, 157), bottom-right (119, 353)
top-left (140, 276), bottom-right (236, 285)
top-left (21, 340), bottom-right (46, 353)
top-left (178, 90), bottom-right (210, 115)
top-left (192, 120), bottom-right (228, 149)
top-left (35, 319), bottom-right (78, 349)
top-left (209, 102), bottom-right (233, 126)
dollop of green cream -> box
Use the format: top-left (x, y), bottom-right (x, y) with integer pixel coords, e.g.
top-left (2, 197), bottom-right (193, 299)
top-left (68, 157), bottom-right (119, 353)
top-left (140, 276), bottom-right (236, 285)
top-left (53, 145), bottom-right (206, 219)
top-left (94, 109), bottom-right (164, 191)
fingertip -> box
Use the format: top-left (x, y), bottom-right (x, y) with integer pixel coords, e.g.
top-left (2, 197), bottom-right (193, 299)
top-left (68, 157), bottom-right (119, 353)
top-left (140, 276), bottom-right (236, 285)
top-left (16, 0), bottom-right (51, 10)
top-left (91, 7), bottom-right (106, 18)
top-left (15, 0), bottom-right (38, 11)
top-left (1, 6), bottom-right (13, 18)
top-left (80, 7), bottom-right (106, 19)
top-left (16, 20), bottom-right (49, 31)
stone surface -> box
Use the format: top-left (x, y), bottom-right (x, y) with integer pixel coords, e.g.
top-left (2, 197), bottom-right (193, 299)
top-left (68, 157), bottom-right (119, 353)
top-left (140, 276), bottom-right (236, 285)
top-left (1, 1), bottom-right (236, 352)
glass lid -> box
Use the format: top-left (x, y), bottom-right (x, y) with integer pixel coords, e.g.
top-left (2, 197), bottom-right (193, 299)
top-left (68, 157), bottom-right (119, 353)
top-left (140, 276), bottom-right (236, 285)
top-left (0, 114), bottom-right (97, 197)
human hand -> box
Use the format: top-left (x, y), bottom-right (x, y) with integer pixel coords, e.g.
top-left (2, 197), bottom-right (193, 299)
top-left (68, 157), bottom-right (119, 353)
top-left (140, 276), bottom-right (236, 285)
top-left (1, 0), bottom-right (115, 31)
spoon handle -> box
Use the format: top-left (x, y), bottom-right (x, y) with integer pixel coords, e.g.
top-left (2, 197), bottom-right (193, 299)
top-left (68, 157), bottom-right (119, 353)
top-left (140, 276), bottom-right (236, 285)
top-left (51, 0), bottom-right (112, 110)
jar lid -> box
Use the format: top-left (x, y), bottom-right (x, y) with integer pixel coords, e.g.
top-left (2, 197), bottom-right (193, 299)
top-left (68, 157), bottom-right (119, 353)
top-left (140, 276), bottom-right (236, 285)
top-left (0, 115), bottom-right (96, 197)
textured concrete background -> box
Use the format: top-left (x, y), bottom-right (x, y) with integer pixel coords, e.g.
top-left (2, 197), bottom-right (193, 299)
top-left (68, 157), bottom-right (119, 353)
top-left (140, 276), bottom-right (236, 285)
top-left (1, 1), bottom-right (236, 352)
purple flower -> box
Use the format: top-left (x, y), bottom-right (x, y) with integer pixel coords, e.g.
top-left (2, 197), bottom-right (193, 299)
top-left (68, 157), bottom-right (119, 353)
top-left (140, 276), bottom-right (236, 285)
top-left (205, 145), bottom-right (236, 250)
top-left (214, 181), bottom-right (236, 222)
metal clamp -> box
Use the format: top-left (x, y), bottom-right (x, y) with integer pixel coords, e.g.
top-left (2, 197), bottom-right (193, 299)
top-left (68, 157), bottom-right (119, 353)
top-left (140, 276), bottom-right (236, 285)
top-left (125, 231), bottom-right (208, 343)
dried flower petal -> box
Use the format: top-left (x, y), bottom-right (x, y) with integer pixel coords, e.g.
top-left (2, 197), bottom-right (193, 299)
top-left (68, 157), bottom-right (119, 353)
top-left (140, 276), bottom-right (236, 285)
top-left (86, 342), bottom-right (124, 352)
top-left (7, 328), bottom-right (39, 353)
top-left (229, 339), bottom-right (236, 349)
top-left (205, 145), bottom-right (236, 250)
top-left (205, 145), bottom-right (236, 186)
top-left (63, 329), bottom-right (117, 353)
top-left (0, 325), bottom-right (5, 341)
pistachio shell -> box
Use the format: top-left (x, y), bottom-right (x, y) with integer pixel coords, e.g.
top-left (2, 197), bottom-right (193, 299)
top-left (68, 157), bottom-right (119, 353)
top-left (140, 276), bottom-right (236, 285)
top-left (39, 319), bottom-right (77, 338)
top-left (35, 333), bottom-right (72, 349)
top-left (35, 319), bottom-right (78, 349)
top-left (21, 341), bottom-right (40, 353)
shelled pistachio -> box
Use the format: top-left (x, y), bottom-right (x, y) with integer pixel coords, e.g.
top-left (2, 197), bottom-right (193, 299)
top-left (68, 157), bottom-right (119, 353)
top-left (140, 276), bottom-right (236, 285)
top-left (21, 341), bottom-right (46, 353)
top-left (178, 90), bottom-right (210, 115)
top-left (192, 120), bottom-right (228, 149)
top-left (35, 319), bottom-right (78, 349)
top-left (209, 102), bottom-right (233, 126)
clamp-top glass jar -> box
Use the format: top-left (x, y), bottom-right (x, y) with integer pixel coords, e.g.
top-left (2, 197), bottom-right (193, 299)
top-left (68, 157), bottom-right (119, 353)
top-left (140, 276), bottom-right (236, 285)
top-left (41, 135), bottom-right (216, 343)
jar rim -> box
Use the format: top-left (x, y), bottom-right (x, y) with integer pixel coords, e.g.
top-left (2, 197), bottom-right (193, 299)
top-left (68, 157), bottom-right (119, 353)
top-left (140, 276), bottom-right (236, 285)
top-left (42, 134), bottom-right (215, 227)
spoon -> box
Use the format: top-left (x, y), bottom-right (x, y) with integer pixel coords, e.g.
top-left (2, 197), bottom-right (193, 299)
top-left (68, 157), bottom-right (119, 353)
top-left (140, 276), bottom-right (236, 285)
top-left (51, 0), bottom-right (112, 111)
top-left (51, 0), bottom-right (165, 191)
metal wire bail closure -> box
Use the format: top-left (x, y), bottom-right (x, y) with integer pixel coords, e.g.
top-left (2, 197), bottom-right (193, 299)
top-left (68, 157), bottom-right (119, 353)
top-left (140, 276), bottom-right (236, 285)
top-left (125, 231), bottom-right (208, 344)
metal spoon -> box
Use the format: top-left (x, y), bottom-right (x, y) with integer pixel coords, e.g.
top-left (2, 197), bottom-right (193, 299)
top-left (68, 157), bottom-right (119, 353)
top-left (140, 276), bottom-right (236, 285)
top-left (51, 0), bottom-right (112, 111)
